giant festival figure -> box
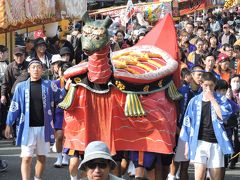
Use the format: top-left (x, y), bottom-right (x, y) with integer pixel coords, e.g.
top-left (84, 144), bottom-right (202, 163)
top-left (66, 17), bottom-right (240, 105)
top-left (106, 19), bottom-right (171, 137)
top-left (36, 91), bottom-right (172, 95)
top-left (59, 12), bottom-right (180, 161)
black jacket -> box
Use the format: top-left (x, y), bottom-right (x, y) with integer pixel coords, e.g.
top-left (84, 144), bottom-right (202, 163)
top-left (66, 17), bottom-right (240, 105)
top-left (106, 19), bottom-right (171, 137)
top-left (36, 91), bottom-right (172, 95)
top-left (218, 33), bottom-right (237, 46)
top-left (1, 61), bottom-right (29, 98)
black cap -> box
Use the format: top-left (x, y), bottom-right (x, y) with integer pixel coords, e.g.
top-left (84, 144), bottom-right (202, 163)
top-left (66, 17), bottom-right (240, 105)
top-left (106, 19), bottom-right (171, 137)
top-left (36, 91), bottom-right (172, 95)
top-left (13, 47), bottom-right (25, 55)
top-left (0, 45), bottom-right (8, 53)
top-left (60, 47), bottom-right (72, 56)
top-left (34, 37), bottom-right (46, 48)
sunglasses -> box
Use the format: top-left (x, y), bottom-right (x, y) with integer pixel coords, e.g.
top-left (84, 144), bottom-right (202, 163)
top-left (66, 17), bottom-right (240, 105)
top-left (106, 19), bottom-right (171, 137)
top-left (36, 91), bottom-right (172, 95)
top-left (86, 161), bottom-right (108, 169)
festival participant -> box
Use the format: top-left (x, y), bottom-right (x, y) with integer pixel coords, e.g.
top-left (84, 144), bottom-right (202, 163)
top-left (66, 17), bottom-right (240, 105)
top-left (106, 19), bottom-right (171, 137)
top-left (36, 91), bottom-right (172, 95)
top-left (4, 59), bottom-right (69, 180)
top-left (79, 141), bottom-right (124, 180)
top-left (169, 65), bottom-right (204, 180)
top-left (53, 62), bottom-right (72, 168)
top-left (180, 72), bottom-right (233, 180)
top-left (214, 79), bottom-right (239, 179)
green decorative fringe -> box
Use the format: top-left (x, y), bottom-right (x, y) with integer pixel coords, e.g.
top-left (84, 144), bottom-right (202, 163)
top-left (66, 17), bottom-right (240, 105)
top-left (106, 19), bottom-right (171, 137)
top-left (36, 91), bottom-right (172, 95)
top-left (167, 81), bottom-right (183, 101)
top-left (124, 93), bottom-right (146, 117)
top-left (58, 86), bottom-right (76, 110)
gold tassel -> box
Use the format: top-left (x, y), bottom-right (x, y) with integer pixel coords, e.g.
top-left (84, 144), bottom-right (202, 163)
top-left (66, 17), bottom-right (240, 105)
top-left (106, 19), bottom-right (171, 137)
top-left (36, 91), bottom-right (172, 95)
top-left (124, 93), bottom-right (146, 117)
top-left (58, 86), bottom-right (76, 110)
top-left (167, 81), bottom-right (183, 101)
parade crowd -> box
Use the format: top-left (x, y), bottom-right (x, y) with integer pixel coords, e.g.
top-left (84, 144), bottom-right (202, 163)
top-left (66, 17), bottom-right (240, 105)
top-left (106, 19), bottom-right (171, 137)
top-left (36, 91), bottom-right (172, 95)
top-left (0, 6), bottom-right (240, 180)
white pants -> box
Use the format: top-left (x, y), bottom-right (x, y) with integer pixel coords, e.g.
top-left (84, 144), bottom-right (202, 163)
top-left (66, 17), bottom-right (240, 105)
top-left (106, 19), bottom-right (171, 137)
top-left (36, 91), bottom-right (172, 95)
top-left (191, 140), bottom-right (224, 168)
top-left (21, 127), bottom-right (50, 157)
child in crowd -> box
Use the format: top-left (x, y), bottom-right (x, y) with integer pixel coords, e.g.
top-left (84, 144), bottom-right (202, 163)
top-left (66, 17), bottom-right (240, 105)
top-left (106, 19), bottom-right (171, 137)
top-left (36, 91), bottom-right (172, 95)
top-left (53, 62), bottom-right (73, 168)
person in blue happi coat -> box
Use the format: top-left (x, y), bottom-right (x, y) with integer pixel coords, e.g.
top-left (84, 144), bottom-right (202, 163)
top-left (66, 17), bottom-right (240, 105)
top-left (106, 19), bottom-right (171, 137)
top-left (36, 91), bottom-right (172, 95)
top-left (180, 72), bottom-right (234, 180)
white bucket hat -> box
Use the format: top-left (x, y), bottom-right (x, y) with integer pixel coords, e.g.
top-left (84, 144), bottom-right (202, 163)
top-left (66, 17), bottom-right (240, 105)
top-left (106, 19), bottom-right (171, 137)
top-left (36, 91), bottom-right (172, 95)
top-left (51, 54), bottom-right (64, 64)
top-left (79, 141), bottom-right (117, 170)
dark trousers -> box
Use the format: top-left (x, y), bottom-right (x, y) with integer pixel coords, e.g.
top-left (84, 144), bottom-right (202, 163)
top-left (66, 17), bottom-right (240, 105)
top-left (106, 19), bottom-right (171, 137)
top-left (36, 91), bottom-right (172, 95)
top-left (0, 102), bottom-right (8, 138)
top-left (231, 128), bottom-right (240, 165)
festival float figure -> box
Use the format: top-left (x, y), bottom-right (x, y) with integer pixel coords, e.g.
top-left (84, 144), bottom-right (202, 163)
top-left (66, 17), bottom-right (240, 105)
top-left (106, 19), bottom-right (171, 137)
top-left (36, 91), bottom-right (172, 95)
top-left (59, 12), bottom-right (181, 179)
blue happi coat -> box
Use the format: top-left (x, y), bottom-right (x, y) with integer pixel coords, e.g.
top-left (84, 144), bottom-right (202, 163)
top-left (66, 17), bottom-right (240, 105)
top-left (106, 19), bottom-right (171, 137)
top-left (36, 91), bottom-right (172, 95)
top-left (180, 93), bottom-right (234, 160)
top-left (6, 78), bottom-right (65, 146)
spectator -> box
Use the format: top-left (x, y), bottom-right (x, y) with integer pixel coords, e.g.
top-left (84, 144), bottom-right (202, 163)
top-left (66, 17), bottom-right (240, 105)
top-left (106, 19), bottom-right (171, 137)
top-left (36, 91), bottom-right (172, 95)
top-left (209, 16), bottom-right (221, 35)
top-left (46, 35), bottom-right (60, 55)
top-left (208, 34), bottom-right (220, 57)
top-left (0, 45), bottom-right (8, 138)
top-left (5, 59), bottom-right (68, 180)
top-left (24, 38), bottom-right (34, 57)
top-left (215, 53), bottom-right (234, 83)
top-left (187, 38), bottom-right (205, 67)
top-left (178, 30), bottom-right (196, 62)
top-left (222, 44), bottom-right (236, 70)
top-left (79, 141), bottom-right (124, 180)
top-left (233, 45), bottom-right (240, 74)
top-left (184, 22), bottom-right (195, 40)
top-left (227, 74), bottom-right (240, 169)
top-left (219, 23), bottom-right (237, 46)
top-left (110, 30), bottom-right (129, 52)
top-left (202, 39), bottom-right (210, 54)
top-left (59, 39), bottom-right (75, 64)
top-left (180, 72), bottom-right (233, 180)
top-left (51, 54), bottom-right (64, 80)
top-left (203, 53), bottom-right (221, 80)
top-left (26, 37), bottom-right (52, 70)
top-left (1, 47), bottom-right (28, 108)
top-left (60, 46), bottom-right (74, 63)
top-left (192, 26), bottom-right (206, 43)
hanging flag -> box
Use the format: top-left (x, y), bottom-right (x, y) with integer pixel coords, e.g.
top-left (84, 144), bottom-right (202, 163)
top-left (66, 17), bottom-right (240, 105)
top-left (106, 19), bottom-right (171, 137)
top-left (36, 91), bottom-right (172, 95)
top-left (124, 0), bottom-right (135, 24)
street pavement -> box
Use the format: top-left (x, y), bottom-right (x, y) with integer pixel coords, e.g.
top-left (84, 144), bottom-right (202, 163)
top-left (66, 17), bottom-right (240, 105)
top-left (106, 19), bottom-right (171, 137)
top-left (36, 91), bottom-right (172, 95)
top-left (0, 139), bottom-right (240, 180)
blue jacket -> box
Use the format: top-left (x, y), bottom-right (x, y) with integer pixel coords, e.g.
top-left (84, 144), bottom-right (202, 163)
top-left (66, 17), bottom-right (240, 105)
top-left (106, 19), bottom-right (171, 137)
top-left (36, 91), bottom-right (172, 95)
top-left (6, 78), bottom-right (65, 146)
top-left (178, 83), bottom-right (201, 128)
top-left (180, 93), bottom-right (234, 160)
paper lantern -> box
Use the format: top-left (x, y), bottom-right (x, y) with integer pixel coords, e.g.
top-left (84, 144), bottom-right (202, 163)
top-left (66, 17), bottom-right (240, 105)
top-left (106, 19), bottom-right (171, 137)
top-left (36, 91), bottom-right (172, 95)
top-left (44, 22), bottom-right (58, 37)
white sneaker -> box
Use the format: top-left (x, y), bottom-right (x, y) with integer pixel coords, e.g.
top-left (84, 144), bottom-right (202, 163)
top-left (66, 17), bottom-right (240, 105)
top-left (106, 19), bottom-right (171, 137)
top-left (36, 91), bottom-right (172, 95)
top-left (62, 154), bottom-right (69, 166)
top-left (167, 174), bottom-right (176, 180)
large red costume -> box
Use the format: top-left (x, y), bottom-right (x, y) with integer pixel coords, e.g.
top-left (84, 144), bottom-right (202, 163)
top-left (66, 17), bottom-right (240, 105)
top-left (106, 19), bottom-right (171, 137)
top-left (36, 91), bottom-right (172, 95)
top-left (60, 13), bottom-right (180, 154)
